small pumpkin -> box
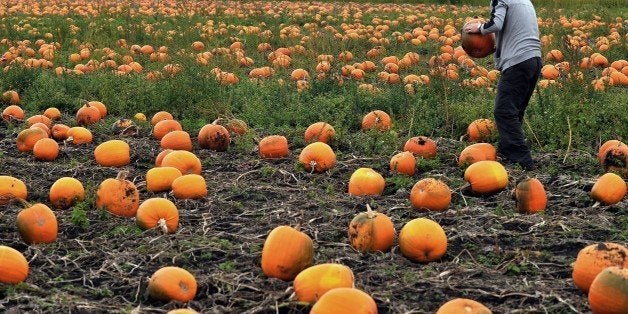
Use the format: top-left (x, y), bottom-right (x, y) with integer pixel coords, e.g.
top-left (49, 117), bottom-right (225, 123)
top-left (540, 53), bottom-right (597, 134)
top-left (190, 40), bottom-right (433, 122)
top-left (151, 111), bottom-right (174, 126)
top-left (600, 142), bottom-right (628, 177)
top-left (310, 287), bottom-right (377, 314)
top-left (87, 101), bottom-right (107, 118)
top-left (198, 123), bottom-right (230, 151)
top-left (514, 178), bottom-right (547, 214)
top-left (259, 135), bottom-right (289, 159)
top-left (0, 246), bottom-right (29, 284)
top-left (409, 178), bottom-right (451, 211)
top-left (588, 266), bottom-right (628, 314)
top-left (51, 124), bottom-right (70, 141)
top-left (49, 177), bottom-right (85, 209)
top-left (261, 225), bottom-right (314, 281)
top-left (146, 167), bottom-right (183, 193)
top-left (304, 122), bottom-right (336, 144)
top-left (458, 142), bottom-right (497, 167)
top-left (299, 142), bottom-right (337, 173)
top-left (155, 149), bottom-right (173, 167)
top-left (361, 110), bottom-right (392, 131)
top-left (404, 136), bottom-right (437, 159)
top-left (1, 90), bottom-right (20, 106)
top-left (96, 171), bottom-right (140, 217)
top-left (33, 138), bottom-right (59, 161)
top-left (467, 118), bottom-right (496, 142)
top-left (437, 298), bottom-right (492, 314)
top-left (399, 217), bottom-right (448, 263)
top-left (17, 202), bottom-right (58, 244)
top-left (590, 173), bottom-right (626, 205)
top-left (26, 114), bottom-right (52, 128)
top-left (293, 263), bottom-right (355, 303)
top-left (147, 266), bottom-right (197, 302)
top-left (136, 198), bottom-right (179, 233)
top-left (161, 130), bottom-right (193, 151)
top-left (389, 151), bottom-right (416, 176)
top-left (348, 204), bottom-right (395, 253)
top-left (66, 127), bottom-right (93, 144)
top-left (134, 113), bottom-right (147, 121)
top-left (464, 160), bottom-right (508, 195)
top-left (43, 107), bottom-right (61, 120)
top-left (76, 104), bottom-right (101, 125)
top-left (16, 127), bottom-right (48, 152)
top-left (94, 140), bottom-right (130, 167)
top-left (348, 168), bottom-right (386, 196)
top-left (171, 174), bottom-right (207, 199)
top-left (572, 243), bottom-right (628, 293)
top-left (0, 176), bottom-right (28, 205)
top-left (2, 105), bottom-right (25, 121)
top-left (152, 119), bottom-right (182, 140)
top-left (167, 309), bottom-right (198, 314)
top-left (597, 140), bottom-right (623, 164)
top-left (29, 122), bottom-right (51, 136)
top-left (224, 118), bottom-right (248, 135)
top-left (161, 150), bottom-right (202, 175)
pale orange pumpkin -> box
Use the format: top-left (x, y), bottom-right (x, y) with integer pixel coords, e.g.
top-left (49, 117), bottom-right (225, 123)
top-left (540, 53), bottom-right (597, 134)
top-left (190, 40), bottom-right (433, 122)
top-left (148, 266), bottom-right (197, 302)
top-left (458, 143), bottom-right (497, 167)
top-left (49, 177), bottom-right (84, 209)
top-left (66, 127), bottom-right (93, 144)
top-left (261, 225), bottom-right (314, 281)
top-left (348, 204), bottom-right (395, 253)
top-left (95, 171), bottom-right (140, 217)
top-left (299, 142), bottom-right (337, 173)
top-left (348, 168), bottom-right (386, 196)
top-left (293, 263), bottom-right (355, 303)
top-left (136, 198), bottom-right (179, 233)
top-left (410, 178), bottom-right (451, 211)
top-left (464, 161), bottom-right (508, 195)
top-left (171, 174), bottom-right (207, 199)
top-left (155, 149), bottom-right (173, 167)
top-left (161, 130), bottom-right (193, 151)
top-left (17, 203), bottom-right (58, 244)
top-left (161, 150), bottom-right (202, 175)
top-left (588, 266), bottom-right (628, 314)
top-left (0, 176), bottom-right (28, 205)
top-left (310, 287), bottom-right (377, 314)
top-left (0, 246), bottom-right (29, 284)
top-left (87, 101), bottom-right (107, 117)
top-left (399, 218), bottom-right (447, 263)
top-left (94, 140), bottom-right (130, 167)
top-left (259, 135), bottom-right (289, 159)
top-left (146, 167), bottom-right (183, 193)
top-left (151, 111), bottom-right (174, 126)
top-left (437, 298), bottom-right (492, 314)
top-left (304, 122), bottom-right (336, 144)
top-left (572, 243), bottom-right (628, 293)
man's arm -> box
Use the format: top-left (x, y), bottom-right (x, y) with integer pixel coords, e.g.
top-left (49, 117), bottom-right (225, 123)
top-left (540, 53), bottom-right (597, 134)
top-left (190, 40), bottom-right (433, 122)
top-left (480, 0), bottom-right (507, 34)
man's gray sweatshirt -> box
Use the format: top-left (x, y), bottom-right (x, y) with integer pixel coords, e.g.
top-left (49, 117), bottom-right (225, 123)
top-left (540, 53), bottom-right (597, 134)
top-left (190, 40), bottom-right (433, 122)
top-left (480, 0), bottom-right (542, 71)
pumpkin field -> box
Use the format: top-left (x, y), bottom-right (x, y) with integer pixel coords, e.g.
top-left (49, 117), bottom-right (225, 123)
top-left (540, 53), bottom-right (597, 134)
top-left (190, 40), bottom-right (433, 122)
top-left (1, 0), bottom-right (627, 313)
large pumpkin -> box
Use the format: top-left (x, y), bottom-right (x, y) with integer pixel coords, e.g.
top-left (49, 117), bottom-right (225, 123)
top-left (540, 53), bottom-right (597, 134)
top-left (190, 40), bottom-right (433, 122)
top-left (136, 198), bottom-right (179, 233)
top-left (161, 130), bottom-right (193, 151)
top-left (588, 266), bottom-right (628, 314)
top-left (261, 225), bottom-right (314, 281)
top-left (198, 123), bottom-right (230, 151)
top-left (464, 160), bottom-right (508, 195)
top-left (461, 19), bottom-right (496, 58)
top-left (293, 263), bottom-right (354, 303)
top-left (259, 135), bottom-right (289, 159)
top-left (96, 171), bottom-right (140, 217)
top-left (310, 287), bottom-right (377, 314)
top-left (348, 204), bottom-right (395, 253)
top-left (94, 140), bottom-right (130, 167)
top-left (0, 246), bottom-right (29, 284)
top-left (66, 127), bottom-right (93, 144)
top-left (16, 127), bottom-right (48, 152)
top-left (591, 173), bottom-right (626, 205)
top-left (0, 175), bottom-right (28, 205)
top-left (409, 178), bottom-right (451, 211)
top-left (17, 203), bottom-right (58, 244)
top-left (152, 119), bottom-right (182, 140)
top-left (76, 104), bottom-right (101, 125)
top-left (348, 168), bottom-right (385, 196)
top-left (33, 138), bottom-right (59, 161)
top-left (299, 142), bottom-right (336, 173)
top-left (2, 104), bottom-right (24, 121)
top-left (399, 218), bottom-right (447, 263)
top-left (49, 177), bottom-right (84, 209)
top-left (514, 178), bottom-right (547, 214)
top-left (572, 243), bottom-right (628, 293)
top-left (147, 266), bottom-right (197, 302)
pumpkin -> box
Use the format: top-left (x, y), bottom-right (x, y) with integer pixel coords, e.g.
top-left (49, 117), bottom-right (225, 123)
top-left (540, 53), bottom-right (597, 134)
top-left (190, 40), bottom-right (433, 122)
top-left (259, 135), bottom-right (289, 158)
top-left (198, 123), bottom-right (230, 151)
top-left (0, 246), bottom-right (29, 284)
top-left (167, 309), bottom-right (198, 314)
top-left (152, 119), bottom-right (182, 140)
top-left (572, 243), bottom-right (628, 293)
top-left (161, 150), bottom-right (202, 175)
top-left (43, 107), bottom-right (61, 120)
top-left (155, 149), bottom-right (173, 167)
top-left (76, 104), bottom-right (101, 125)
top-left (1, 90), bottom-right (20, 106)
top-left (361, 110), bottom-right (392, 131)
top-left (348, 204), bottom-right (395, 253)
top-left (514, 178), bottom-right (547, 214)
top-left (147, 266), bottom-right (197, 302)
top-left (591, 173), bottom-right (626, 205)
top-left (304, 122), bottom-right (336, 144)
top-left (33, 138), bottom-right (59, 161)
top-left (389, 151), bottom-right (416, 176)
top-left (399, 217), bottom-right (447, 263)
top-left (172, 174), bottom-right (207, 199)
top-left (410, 178), bottom-right (451, 211)
top-left (151, 111), bottom-right (174, 126)
top-left (87, 101), bottom-right (107, 118)
top-left (461, 19), bottom-right (495, 58)
top-left (17, 202), bottom-right (58, 244)
top-left (600, 142), bottom-right (628, 177)
top-left (26, 114), bottom-right (52, 128)
top-left (49, 177), bottom-right (85, 209)
top-left (464, 160), bottom-right (508, 195)
top-left (437, 298), bottom-right (492, 314)
top-left (147, 167), bottom-right (183, 192)
top-left (30, 122), bottom-right (50, 136)
top-left (310, 287), bottom-right (377, 314)
top-left (94, 140), bottom-right (130, 167)
top-left (404, 136), bottom-right (437, 159)
top-left (224, 118), bottom-right (248, 135)
top-left (136, 198), bottom-right (179, 233)
top-left (2, 105), bottom-right (24, 121)
top-left (299, 142), bottom-right (337, 173)
top-left (0, 176), bottom-right (28, 205)
top-left (96, 171), bottom-right (140, 217)
top-left (66, 127), bottom-right (93, 144)
top-left (51, 124), bottom-right (70, 141)
top-left (16, 127), bottom-right (48, 152)
top-left (293, 263), bottom-right (355, 303)
top-left (134, 113), bottom-right (147, 121)
top-left (261, 225), bottom-right (314, 281)
top-left (588, 266), bottom-right (628, 314)
top-left (348, 168), bottom-right (386, 196)
top-left (597, 140), bottom-right (623, 163)
top-left (161, 130), bottom-right (193, 151)
top-left (458, 143), bottom-right (497, 167)
top-left (467, 119), bottom-right (496, 142)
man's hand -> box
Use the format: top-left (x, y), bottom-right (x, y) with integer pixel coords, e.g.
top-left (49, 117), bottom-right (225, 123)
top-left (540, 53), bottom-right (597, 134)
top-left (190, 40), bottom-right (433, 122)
top-left (463, 22), bottom-right (482, 34)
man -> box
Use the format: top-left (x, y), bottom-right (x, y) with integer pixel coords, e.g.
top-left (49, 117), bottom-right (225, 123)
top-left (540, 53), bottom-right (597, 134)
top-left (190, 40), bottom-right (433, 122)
top-left (464, 0), bottom-right (542, 170)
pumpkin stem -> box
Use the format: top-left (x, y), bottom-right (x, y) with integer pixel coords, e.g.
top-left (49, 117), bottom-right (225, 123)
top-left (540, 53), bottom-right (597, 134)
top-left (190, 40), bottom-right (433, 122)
top-left (592, 201), bottom-right (600, 208)
top-left (158, 218), bottom-right (168, 233)
top-left (309, 160), bottom-right (317, 173)
top-left (116, 170), bottom-right (129, 181)
top-left (366, 204), bottom-right (376, 219)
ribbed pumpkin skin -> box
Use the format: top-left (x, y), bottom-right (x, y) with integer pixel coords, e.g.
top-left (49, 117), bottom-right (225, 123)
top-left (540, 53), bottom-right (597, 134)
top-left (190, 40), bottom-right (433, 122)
top-left (146, 167), bottom-right (183, 192)
top-left (198, 124), bottom-right (230, 151)
top-left (572, 243), bottom-right (628, 293)
top-left (96, 175), bottom-right (140, 217)
top-left (0, 246), bottom-right (29, 284)
top-left (390, 151), bottom-right (416, 176)
top-left (171, 174), bottom-right (207, 199)
top-left (348, 208), bottom-right (395, 253)
top-left (293, 263), bottom-right (355, 303)
top-left (299, 142), bottom-right (337, 173)
top-left (0, 175), bottom-right (28, 205)
top-left (591, 173), bottom-right (626, 205)
top-left (348, 168), bottom-right (385, 196)
top-left (259, 135), bottom-right (289, 158)
top-left (136, 198), bottom-right (179, 233)
top-left (49, 177), bottom-right (84, 209)
top-left (310, 287), bottom-right (378, 314)
top-left (261, 226), bottom-right (314, 281)
top-left (304, 122), bottom-right (336, 144)
top-left (399, 218), bottom-right (448, 263)
top-left (361, 110), bottom-right (391, 131)
top-left (2, 104), bottom-right (24, 121)
top-left (17, 203), bottom-right (58, 244)
top-left (147, 266), bottom-right (197, 302)
top-left (458, 143), bottom-right (497, 167)
top-left (409, 178), bottom-right (451, 211)
top-left (436, 298), bottom-right (492, 314)
top-left (403, 136), bottom-right (437, 159)
top-left (94, 140), bottom-right (130, 167)
top-left (515, 178), bottom-right (547, 214)
top-left (588, 267), bottom-right (628, 314)
top-left (464, 161), bottom-right (508, 195)
top-left (17, 127), bottom-right (48, 152)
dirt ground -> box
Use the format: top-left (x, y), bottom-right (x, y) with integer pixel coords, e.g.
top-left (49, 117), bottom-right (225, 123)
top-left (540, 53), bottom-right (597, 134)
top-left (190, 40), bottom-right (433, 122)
top-left (0, 118), bottom-right (626, 314)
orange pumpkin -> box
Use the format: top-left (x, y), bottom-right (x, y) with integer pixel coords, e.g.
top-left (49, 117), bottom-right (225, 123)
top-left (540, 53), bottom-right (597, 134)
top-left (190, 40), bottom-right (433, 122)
top-left (43, 107), bottom-right (61, 120)
top-left (437, 298), bottom-right (492, 314)
top-left (1, 90), bottom-right (20, 106)
top-left (348, 168), bottom-right (386, 196)
top-left (146, 167), bottom-right (183, 193)
top-left (0, 176), bottom-right (28, 205)
top-left (399, 218), bottom-right (447, 263)
top-left (348, 204), bottom-right (395, 253)
top-left (76, 104), bottom-right (101, 125)
top-left (404, 136), bottom-right (437, 159)
top-left (49, 177), bottom-right (84, 209)
top-left (147, 266), bottom-right (197, 302)
top-left (261, 225), bottom-right (314, 281)
top-left (198, 123), bottom-right (230, 151)
top-left (362, 110), bottom-right (392, 131)
top-left (597, 140), bottom-right (623, 164)
top-left (293, 263), bottom-right (355, 303)
top-left (161, 130), bottom-right (193, 151)
top-left (2, 105), bottom-right (25, 121)
top-left (0, 246), bottom-right (29, 284)
top-left (461, 19), bottom-right (495, 58)
top-left (389, 151), bottom-right (416, 176)
top-left (572, 243), bottom-right (628, 293)
top-left (410, 178), bottom-right (451, 211)
top-left (588, 266), bottom-right (628, 314)
top-left (152, 119), bottom-right (183, 140)
top-left (30, 122), bottom-right (51, 136)
top-left (95, 171), bottom-right (140, 217)
top-left (87, 101), bottom-right (107, 117)
top-left (514, 178), bottom-right (547, 214)
top-left (136, 198), bottom-right (179, 233)
top-left (66, 127), bottom-right (93, 144)
top-left (151, 111), bottom-right (174, 126)
top-left (304, 122), bottom-right (336, 144)
top-left (467, 119), bottom-right (496, 142)
top-left (17, 203), bottom-right (58, 244)
top-left (259, 135), bottom-right (289, 159)
top-left (161, 150), bottom-right (202, 175)
top-left (458, 143), bottom-right (497, 167)
top-left (94, 140), bottom-right (130, 167)
top-left (16, 127), bottom-right (48, 152)
top-left (591, 173), bottom-right (626, 205)
top-left (26, 114), bottom-right (52, 128)
top-left (32, 138), bottom-right (59, 161)
top-left (171, 174), bottom-right (207, 199)
top-left (155, 149), bottom-right (173, 167)
top-left (167, 309), bottom-right (198, 314)
top-left (299, 142), bottom-right (337, 173)
top-left (51, 124), bottom-right (70, 141)
top-left (310, 287), bottom-right (377, 314)
top-left (464, 160), bottom-right (508, 195)
top-left (600, 142), bottom-right (628, 177)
